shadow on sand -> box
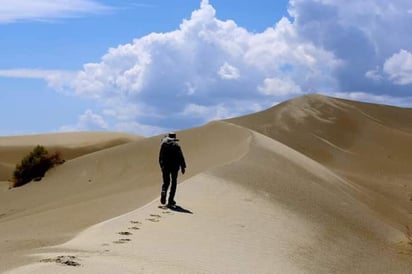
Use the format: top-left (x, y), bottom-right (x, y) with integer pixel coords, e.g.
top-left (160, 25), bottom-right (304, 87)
top-left (170, 205), bottom-right (193, 214)
top-left (159, 205), bottom-right (193, 214)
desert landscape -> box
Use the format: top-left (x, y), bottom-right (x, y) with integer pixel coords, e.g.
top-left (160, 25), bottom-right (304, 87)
top-left (1, 94), bottom-right (412, 273)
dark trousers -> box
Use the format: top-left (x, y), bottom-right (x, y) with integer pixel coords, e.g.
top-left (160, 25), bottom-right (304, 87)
top-left (161, 167), bottom-right (179, 202)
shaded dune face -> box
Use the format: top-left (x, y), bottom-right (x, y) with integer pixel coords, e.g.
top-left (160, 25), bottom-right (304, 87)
top-left (227, 94), bottom-right (412, 230)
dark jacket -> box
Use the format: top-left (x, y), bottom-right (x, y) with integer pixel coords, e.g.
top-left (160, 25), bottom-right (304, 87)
top-left (159, 138), bottom-right (186, 170)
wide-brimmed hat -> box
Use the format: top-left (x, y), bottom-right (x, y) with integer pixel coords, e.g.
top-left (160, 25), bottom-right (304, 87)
top-left (167, 132), bottom-right (178, 140)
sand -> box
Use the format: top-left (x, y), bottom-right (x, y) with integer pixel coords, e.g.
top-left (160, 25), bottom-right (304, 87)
top-left (6, 174), bottom-right (305, 273)
top-left (0, 131), bottom-right (142, 182)
top-left (2, 94), bottom-right (412, 273)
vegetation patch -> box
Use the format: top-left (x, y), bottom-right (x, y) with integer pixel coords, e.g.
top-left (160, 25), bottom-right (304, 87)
top-left (11, 145), bottom-right (64, 188)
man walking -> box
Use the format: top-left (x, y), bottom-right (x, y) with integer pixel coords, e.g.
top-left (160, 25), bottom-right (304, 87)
top-left (159, 132), bottom-right (186, 206)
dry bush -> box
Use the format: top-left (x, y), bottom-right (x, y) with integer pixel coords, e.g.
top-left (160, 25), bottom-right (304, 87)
top-left (12, 145), bottom-right (64, 188)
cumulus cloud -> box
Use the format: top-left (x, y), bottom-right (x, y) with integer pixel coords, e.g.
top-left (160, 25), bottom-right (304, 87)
top-left (60, 108), bottom-right (166, 136)
top-left (60, 109), bottom-right (108, 132)
top-left (289, 0), bottom-right (412, 93)
top-left (383, 49), bottom-right (412, 85)
top-left (43, 1), bottom-right (338, 134)
top-left (0, 69), bottom-right (75, 91)
top-left (365, 67), bottom-right (383, 81)
top-left (2, 0), bottom-right (412, 135)
top-left (0, 0), bottom-right (110, 23)
top-left (258, 77), bottom-right (302, 96)
top-left (79, 109), bottom-right (108, 129)
top-left (218, 63), bottom-right (240, 80)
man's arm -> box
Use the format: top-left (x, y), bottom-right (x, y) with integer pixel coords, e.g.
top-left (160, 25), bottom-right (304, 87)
top-left (178, 146), bottom-right (186, 173)
top-left (159, 143), bottom-right (165, 168)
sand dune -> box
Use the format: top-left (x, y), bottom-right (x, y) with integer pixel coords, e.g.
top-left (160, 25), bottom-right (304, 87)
top-left (0, 131), bottom-right (142, 182)
top-left (2, 94), bottom-right (412, 273)
top-left (0, 122), bottom-right (250, 271)
top-left (227, 94), bottom-right (412, 231)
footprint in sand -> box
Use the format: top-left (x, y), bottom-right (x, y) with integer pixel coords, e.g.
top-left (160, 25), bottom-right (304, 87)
top-left (113, 238), bottom-right (131, 244)
top-left (130, 220), bottom-right (141, 224)
top-left (145, 213), bottom-right (162, 222)
top-left (128, 226), bottom-right (140, 230)
top-left (40, 255), bottom-right (81, 267)
top-left (118, 231), bottom-right (133, 236)
top-left (146, 218), bottom-right (160, 222)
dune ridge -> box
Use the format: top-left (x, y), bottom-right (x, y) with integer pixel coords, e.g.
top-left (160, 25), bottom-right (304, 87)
top-left (210, 128), bottom-right (411, 272)
top-left (0, 122), bottom-right (250, 271)
top-left (2, 94), bottom-right (412, 273)
top-left (227, 94), bottom-right (412, 231)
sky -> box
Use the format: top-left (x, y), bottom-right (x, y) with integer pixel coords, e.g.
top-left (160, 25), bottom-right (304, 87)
top-left (0, 0), bottom-right (411, 137)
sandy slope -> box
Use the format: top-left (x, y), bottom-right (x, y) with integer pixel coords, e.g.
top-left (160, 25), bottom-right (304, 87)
top-left (228, 94), bottom-right (412, 231)
top-left (7, 174), bottom-right (305, 274)
top-left (3, 94), bottom-right (412, 273)
top-left (0, 131), bottom-right (142, 182)
top-left (7, 126), bottom-right (412, 273)
top-left (0, 122), bottom-right (250, 271)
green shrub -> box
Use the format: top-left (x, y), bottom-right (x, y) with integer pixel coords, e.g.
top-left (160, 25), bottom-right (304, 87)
top-left (12, 145), bottom-right (64, 188)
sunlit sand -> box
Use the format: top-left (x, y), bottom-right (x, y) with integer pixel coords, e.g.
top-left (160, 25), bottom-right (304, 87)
top-left (2, 95), bottom-right (412, 273)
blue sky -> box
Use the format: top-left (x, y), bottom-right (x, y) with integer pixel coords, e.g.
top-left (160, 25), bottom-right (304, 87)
top-left (0, 0), bottom-right (411, 136)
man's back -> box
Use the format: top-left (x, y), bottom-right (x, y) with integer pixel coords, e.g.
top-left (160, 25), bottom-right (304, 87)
top-left (158, 132), bottom-right (186, 206)
top-left (159, 138), bottom-right (186, 170)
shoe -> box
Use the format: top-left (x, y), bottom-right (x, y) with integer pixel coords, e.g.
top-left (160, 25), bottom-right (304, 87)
top-left (167, 200), bottom-right (176, 207)
top-left (160, 191), bottom-right (166, 205)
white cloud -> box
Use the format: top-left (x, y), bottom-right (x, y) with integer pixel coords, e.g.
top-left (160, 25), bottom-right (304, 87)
top-left (2, 0), bottom-right (411, 135)
top-left (112, 122), bottom-right (166, 137)
top-left (44, 1), bottom-right (337, 132)
top-left (258, 77), bottom-right (302, 96)
top-left (0, 0), bottom-right (110, 23)
top-left (0, 68), bottom-right (57, 78)
top-left (182, 103), bottom-right (231, 121)
top-left (181, 101), bottom-right (266, 123)
top-left (383, 49), bottom-right (412, 85)
top-left (60, 109), bottom-right (108, 131)
top-left (218, 63), bottom-right (240, 80)
top-left (0, 0), bottom-right (337, 135)
top-left (289, 0), bottom-right (412, 93)
top-left (79, 109), bottom-right (108, 129)
top-left (325, 91), bottom-right (412, 107)
top-left (60, 109), bottom-right (167, 136)
top-left (0, 69), bottom-right (76, 91)
top-left (365, 67), bottom-right (383, 81)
